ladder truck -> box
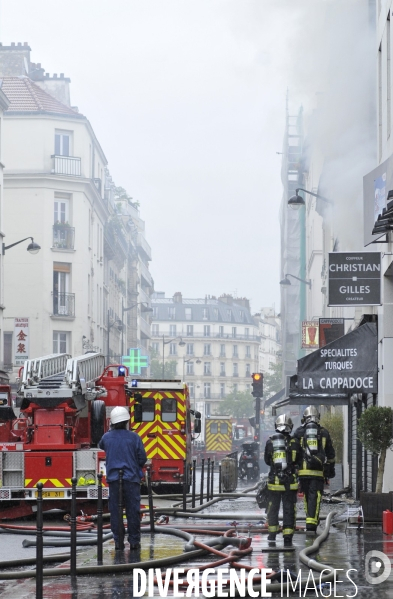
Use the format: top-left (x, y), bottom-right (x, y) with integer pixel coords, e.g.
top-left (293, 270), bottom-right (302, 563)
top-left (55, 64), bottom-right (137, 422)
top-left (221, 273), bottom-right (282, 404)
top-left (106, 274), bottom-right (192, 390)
top-left (0, 352), bottom-right (109, 518)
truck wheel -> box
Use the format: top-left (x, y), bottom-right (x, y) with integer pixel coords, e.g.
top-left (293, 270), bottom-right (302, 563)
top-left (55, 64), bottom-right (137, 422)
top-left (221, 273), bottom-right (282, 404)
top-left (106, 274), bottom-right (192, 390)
top-left (91, 400), bottom-right (106, 446)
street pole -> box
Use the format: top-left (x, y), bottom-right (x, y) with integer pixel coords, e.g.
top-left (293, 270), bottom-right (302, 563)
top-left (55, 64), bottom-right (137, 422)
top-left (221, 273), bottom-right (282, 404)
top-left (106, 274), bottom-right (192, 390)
top-left (162, 335), bottom-right (165, 379)
top-left (121, 297), bottom-right (124, 358)
top-left (107, 309), bottom-right (110, 366)
top-left (255, 396), bottom-right (261, 461)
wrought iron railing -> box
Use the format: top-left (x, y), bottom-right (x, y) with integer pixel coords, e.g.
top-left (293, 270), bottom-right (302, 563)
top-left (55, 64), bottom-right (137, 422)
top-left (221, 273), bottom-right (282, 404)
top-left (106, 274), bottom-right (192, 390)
top-left (52, 292), bottom-right (75, 317)
top-left (52, 225), bottom-right (75, 250)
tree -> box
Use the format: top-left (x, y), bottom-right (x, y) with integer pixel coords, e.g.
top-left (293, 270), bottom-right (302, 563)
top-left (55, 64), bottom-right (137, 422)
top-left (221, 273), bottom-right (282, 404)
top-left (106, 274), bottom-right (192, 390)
top-left (150, 358), bottom-right (177, 379)
top-left (357, 406), bottom-right (393, 493)
top-left (263, 360), bottom-right (283, 399)
top-left (320, 410), bottom-right (344, 463)
top-left (218, 390), bottom-right (255, 419)
top-left (114, 186), bottom-right (140, 209)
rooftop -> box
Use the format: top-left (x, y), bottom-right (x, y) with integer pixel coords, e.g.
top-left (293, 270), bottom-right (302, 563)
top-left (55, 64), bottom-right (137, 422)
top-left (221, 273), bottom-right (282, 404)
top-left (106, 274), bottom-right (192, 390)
top-left (0, 76), bottom-right (81, 116)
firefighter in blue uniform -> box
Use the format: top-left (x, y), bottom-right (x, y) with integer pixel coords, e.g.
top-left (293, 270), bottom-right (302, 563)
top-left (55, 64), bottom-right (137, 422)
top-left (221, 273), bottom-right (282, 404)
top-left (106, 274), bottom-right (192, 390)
top-left (264, 414), bottom-right (301, 547)
top-left (294, 406), bottom-right (335, 532)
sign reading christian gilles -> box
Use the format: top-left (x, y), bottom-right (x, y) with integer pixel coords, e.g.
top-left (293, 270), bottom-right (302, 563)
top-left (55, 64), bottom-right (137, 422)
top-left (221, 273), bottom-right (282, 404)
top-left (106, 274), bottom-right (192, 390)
top-left (328, 252), bottom-right (381, 306)
top-left (298, 322), bottom-right (378, 394)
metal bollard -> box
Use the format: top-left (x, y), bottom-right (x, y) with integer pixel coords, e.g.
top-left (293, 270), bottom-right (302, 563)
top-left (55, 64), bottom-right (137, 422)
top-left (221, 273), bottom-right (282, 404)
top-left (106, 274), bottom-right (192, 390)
top-left (146, 465), bottom-right (154, 533)
top-left (97, 472), bottom-right (103, 565)
top-left (206, 458), bottom-right (211, 502)
top-left (70, 477), bottom-right (77, 577)
top-left (219, 463), bottom-right (222, 494)
top-left (210, 460), bottom-right (214, 499)
top-left (36, 482), bottom-right (43, 599)
top-left (192, 459), bottom-right (196, 508)
top-left (200, 458), bottom-right (205, 505)
top-left (182, 459), bottom-right (187, 512)
top-left (118, 469), bottom-right (125, 549)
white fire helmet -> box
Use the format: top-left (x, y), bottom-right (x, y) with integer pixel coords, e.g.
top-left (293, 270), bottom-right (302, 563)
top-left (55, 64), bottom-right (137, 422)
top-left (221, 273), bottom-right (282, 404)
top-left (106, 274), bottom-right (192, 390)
top-left (110, 406), bottom-right (130, 425)
top-left (302, 406), bottom-right (320, 425)
top-left (275, 414), bottom-right (293, 434)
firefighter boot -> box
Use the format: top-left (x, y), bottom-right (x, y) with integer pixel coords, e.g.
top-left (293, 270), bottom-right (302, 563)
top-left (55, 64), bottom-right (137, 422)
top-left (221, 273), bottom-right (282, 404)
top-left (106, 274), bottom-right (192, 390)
top-left (267, 533), bottom-right (276, 545)
top-left (284, 536), bottom-right (293, 547)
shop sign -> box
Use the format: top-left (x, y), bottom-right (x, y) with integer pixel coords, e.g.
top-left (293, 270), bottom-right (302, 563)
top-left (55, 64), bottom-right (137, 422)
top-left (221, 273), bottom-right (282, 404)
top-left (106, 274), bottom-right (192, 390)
top-left (319, 318), bottom-right (345, 347)
top-left (14, 318), bottom-right (29, 366)
top-left (328, 252), bottom-right (381, 306)
top-left (302, 321), bottom-right (319, 349)
top-left (297, 322), bottom-right (377, 394)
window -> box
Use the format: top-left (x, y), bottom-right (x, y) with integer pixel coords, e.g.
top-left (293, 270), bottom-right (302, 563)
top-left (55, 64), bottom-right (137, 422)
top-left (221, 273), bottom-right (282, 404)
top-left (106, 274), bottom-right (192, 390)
top-left (186, 343), bottom-right (194, 355)
top-left (239, 310), bottom-right (244, 320)
top-left (186, 361), bottom-right (194, 375)
top-left (186, 325), bottom-right (194, 336)
top-left (203, 308), bottom-right (209, 320)
top-left (54, 198), bottom-right (69, 225)
top-left (168, 307), bottom-right (175, 320)
top-left (204, 383), bottom-right (211, 398)
top-left (220, 383), bottom-right (225, 398)
top-left (3, 332), bottom-right (12, 367)
top-left (233, 345), bottom-right (238, 357)
top-left (152, 324), bottom-right (159, 336)
top-left (245, 328), bottom-right (249, 338)
top-left (53, 263), bottom-right (72, 316)
top-left (162, 398), bottom-right (177, 422)
top-left (152, 307), bottom-right (158, 319)
top-left (220, 362), bottom-right (226, 376)
top-left (210, 423), bottom-right (218, 434)
top-left (246, 383), bottom-right (251, 393)
top-left (152, 342), bottom-right (160, 354)
top-left (169, 343), bottom-right (177, 355)
top-left (220, 344), bottom-right (226, 357)
top-left (185, 308), bottom-right (192, 321)
top-left (204, 344), bottom-right (211, 356)
top-left (233, 363), bottom-right (238, 376)
top-left (141, 397), bottom-right (155, 421)
top-left (227, 309), bottom-right (231, 321)
top-left (53, 331), bottom-right (68, 353)
top-left (246, 345), bottom-right (251, 358)
top-left (246, 363), bottom-right (251, 377)
top-left (204, 324), bottom-right (210, 337)
top-left (220, 423), bottom-right (228, 435)
top-left (188, 383), bottom-right (195, 398)
top-left (169, 324), bottom-right (177, 336)
top-left (233, 383), bottom-right (238, 393)
top-left (232, 327), bottom-right (237, 338)
top-left (213, 308), bottom-right (218, 319)
top-left (204, 362), bottom-right (211, 375)
top-left (219, 326), bottom-right (224, 337)
top-left (55, 131), bottom-right (70, 156)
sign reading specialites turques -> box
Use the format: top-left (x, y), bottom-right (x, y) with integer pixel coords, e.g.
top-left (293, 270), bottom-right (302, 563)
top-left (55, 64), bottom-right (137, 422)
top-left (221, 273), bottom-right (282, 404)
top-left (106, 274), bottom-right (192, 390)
top-left (297, 322), bottom-right (378, 395)
top-left (328, 252), bottom-right (381, 306)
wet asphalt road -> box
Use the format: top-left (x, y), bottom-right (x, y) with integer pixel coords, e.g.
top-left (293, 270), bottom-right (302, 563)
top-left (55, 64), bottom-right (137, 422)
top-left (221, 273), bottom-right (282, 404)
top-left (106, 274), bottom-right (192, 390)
top-left (0, 480), bottom-right (392, 597)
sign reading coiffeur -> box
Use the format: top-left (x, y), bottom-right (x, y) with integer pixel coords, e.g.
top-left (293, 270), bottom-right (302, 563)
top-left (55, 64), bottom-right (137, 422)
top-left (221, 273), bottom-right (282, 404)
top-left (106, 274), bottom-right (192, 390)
top-left (328, 252), bottom-right (381, 306)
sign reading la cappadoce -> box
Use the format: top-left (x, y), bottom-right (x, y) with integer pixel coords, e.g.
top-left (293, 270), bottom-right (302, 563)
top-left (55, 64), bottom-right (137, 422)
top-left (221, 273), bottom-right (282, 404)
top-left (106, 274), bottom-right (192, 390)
top-left (328, 252), bottom-right (381, 306)
top-left (297, 322), bottom-right (378, 395)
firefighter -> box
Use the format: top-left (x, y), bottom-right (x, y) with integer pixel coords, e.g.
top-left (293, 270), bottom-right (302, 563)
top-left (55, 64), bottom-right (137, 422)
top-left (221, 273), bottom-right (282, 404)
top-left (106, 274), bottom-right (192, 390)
top-left (264, 414), bottom-right (301, 547)
top-left (99, 406), bottom-right (147, 550)
top-left (294, 406), bottom-right (335, 533)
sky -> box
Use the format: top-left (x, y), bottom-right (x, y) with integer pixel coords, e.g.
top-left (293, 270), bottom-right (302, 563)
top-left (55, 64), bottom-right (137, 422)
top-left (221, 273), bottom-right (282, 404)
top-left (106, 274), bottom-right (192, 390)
top-left (0, 1), bottom-right (339, 313)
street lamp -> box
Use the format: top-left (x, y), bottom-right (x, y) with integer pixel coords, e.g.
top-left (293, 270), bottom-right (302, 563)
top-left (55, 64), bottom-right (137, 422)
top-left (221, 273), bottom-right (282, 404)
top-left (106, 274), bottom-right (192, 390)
top-left (280, 273), bottom-right (312, 289)
top-left (162, 335), bottom-right (185, 379)
top-left (121, 300), bottom-right (153, 357)
top-left (288, 187), bottom-right (333, 210)
top-left (3, 236), bottom-right (41, 255)
top-left (182, 356), bottom-right (202, 380)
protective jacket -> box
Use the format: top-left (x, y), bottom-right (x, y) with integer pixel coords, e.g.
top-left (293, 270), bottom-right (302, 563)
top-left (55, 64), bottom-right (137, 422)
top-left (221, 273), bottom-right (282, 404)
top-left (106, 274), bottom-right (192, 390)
top-left (293, 424), bottom-right (335, 479)
top-left (264, 433), bottom-right (301, 491)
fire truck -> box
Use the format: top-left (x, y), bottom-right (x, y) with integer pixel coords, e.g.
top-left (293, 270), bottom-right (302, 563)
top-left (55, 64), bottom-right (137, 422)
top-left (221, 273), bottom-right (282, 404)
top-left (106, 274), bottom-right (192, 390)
top-left (0, 353), bottom-right (200, 518)
top-left (193, 416), bottom-right (232, 465)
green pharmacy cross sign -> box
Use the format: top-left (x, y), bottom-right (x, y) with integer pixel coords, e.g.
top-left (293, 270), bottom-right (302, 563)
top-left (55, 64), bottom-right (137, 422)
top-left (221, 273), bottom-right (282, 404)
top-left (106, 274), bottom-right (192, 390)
top-left (122, 348), bottom-right (149, 375)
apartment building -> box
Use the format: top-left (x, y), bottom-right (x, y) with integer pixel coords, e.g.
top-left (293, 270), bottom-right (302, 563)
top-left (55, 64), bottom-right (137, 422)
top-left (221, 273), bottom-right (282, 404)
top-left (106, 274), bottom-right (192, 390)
top-left (151, 292), bottom-right (260, 415)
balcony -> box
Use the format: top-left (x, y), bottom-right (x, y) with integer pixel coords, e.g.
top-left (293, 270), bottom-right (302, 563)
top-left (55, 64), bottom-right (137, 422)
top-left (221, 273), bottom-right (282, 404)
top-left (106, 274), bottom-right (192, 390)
top-left (52, 292), bottom-right (75, 318)
top-left (150, 330), bottom-right (261, 341)
top-left (52, 225), bottom-right (75, 250)
top-left (52, 155), bottom-right (81, 176)
top-left (140, 261), bottom-right (154, 288)
top-left (137, 232), bottom-right (152, 261)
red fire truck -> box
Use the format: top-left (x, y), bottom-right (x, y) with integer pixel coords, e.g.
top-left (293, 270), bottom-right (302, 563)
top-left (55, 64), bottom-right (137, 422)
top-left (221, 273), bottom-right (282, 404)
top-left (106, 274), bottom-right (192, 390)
top-left (0, 353), bottom-right (200, 519)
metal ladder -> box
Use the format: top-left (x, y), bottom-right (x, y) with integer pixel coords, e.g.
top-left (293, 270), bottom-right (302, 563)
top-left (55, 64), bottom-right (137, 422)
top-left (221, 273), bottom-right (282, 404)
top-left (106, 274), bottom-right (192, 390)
top-left (22, 354), bottom-right (71, 387)
top-left (65, 353), bottom-right (106, 391)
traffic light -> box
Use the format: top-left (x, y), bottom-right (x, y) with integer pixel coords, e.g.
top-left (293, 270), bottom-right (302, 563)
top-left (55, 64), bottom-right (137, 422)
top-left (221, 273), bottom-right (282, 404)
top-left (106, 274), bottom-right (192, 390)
top-left (251, 372), bottom-right (263, 398)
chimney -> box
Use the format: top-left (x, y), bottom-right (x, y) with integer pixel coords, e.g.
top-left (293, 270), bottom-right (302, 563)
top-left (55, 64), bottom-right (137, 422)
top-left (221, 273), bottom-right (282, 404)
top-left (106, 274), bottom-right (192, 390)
top-left (0, 42), bottom-right (31, 77)
top-left (173, 292), bottom-right (183, 303)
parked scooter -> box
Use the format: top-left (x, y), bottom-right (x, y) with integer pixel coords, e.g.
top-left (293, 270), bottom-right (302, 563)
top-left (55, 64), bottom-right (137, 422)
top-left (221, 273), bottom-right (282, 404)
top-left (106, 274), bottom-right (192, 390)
top-left (238, 441), bottom-right (260, 481)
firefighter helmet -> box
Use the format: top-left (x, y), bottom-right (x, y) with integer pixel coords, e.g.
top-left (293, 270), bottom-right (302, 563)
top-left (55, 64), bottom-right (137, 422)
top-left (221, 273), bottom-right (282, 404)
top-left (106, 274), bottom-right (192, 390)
top-left (110, 406), bottom-right (130, 425)
top-left (302, 406), bottom-right (320, 424)
top-left (275, 414), bottom-right (293, 433)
